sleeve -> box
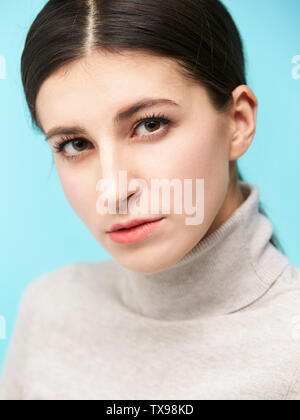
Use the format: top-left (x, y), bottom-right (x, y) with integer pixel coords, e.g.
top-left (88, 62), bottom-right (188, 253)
top-left (0, 278), bottom-right (40, 400)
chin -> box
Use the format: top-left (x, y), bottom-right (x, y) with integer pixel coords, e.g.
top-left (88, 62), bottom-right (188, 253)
top-left (120, 252), bottom-right (181, 275)
top-left (120, 260), bottom-right (163, 275)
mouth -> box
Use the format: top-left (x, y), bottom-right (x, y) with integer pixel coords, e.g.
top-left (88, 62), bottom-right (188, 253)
top-left (107, 217), bottom-right (166, 244)
top-left (107, 217), bottom-right (165, 233)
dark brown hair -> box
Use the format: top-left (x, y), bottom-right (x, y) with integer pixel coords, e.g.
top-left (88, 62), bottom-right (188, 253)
top-left (21, 0), bottom-right (285, 254)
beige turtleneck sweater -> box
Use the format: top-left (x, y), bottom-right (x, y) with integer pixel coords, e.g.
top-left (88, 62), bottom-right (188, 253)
top-left (0, 181), bottom-right (300, 400)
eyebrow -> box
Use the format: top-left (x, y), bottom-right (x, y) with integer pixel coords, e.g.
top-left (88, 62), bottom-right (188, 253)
top-left (44, 98), bottom-right (180, 142)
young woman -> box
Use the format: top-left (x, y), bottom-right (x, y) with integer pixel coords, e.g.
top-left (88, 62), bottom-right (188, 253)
top-left (0, 0), bottom-right (299, 400)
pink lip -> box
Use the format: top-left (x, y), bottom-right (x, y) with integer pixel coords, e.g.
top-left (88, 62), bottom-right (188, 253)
top-left (107, 218), bottom-right (165, 244)
top-left (108, 217), bottom-right (164, 233)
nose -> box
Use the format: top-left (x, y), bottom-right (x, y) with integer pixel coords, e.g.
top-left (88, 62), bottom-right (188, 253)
top-left (96, 140), bottom-right (140, 215)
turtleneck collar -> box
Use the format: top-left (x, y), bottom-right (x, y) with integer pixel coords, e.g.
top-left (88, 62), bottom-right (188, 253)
top-left (117, 181), bottom-right (290, 321)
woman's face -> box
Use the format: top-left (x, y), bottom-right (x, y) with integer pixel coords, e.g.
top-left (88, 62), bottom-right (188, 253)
top-left (36, 50), bottom-right (241, 274)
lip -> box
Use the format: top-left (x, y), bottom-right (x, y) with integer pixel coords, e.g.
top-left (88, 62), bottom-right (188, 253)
top-left (107, 217), bottom-right (165, 233)
top-left (107, 217), bottom-right (166, 244)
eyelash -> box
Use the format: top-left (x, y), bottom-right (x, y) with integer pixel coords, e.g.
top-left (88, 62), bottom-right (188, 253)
top-left (52, 112), bottom-right (172, 162)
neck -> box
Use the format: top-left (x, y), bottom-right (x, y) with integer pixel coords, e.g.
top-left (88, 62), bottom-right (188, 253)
top-left (116, 182), bottom-right (289, 322)
top-left (204, 181), bottom-right (246, 239)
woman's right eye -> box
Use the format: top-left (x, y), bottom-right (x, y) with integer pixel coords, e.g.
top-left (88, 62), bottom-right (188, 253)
top-left (64, 138), bottom-right (88, 153)
top-left (53, 138), bottom-right (93, 161)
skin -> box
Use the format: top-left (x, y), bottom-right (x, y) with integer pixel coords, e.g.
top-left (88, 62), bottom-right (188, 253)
top-left (36, 50), bottom-right (258, 275)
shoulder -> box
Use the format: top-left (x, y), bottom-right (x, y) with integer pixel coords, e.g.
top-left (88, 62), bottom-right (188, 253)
top-left (294, 266), bottom-right (300, 280)
top-left (7, 259), bottom-right (121, 353)
top-left (21, 259), bottom-right (119, 317)
top-left (276, 263), bottom-right (300, 290)
top-left (0, 261), bottom-right (116, 400)
top-left (27, 258), bottom-right (117, 290)
top-left (263, 262), bottom-right (300, 310)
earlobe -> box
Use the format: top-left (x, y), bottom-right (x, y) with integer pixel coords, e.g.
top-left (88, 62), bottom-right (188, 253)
top-left (229, 85), bottom-right (258, 161)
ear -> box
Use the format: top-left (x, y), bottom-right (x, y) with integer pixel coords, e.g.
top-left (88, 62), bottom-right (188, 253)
top-left (228, 85), bottom-right (258, 161)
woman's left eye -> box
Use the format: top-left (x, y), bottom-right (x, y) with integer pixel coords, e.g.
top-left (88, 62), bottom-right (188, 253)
top-left (132, 114), bottom-right (171, 140)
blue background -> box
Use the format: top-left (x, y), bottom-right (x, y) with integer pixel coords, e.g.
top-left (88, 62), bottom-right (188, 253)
top-left (0, 0), bottom-right (299, 376)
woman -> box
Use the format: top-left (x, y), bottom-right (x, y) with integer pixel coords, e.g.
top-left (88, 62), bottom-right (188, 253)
top-left (0, 0), bottom-right (299, 400)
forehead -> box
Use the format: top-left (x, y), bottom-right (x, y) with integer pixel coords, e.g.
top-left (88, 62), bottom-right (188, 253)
top-left (35, 50), bottom-right (205, 132)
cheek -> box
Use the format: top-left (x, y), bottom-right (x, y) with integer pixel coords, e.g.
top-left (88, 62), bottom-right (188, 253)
top-left (192, 130), bottom-right (229, 198)
top-left (56, 166), bottom-right (97, 228)
top-left (185, 125), bottom-right (229, 220)
top-left (147, 122), bottom-right (228, 186)
top-left (146, 122), bottom-right (229, 225)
